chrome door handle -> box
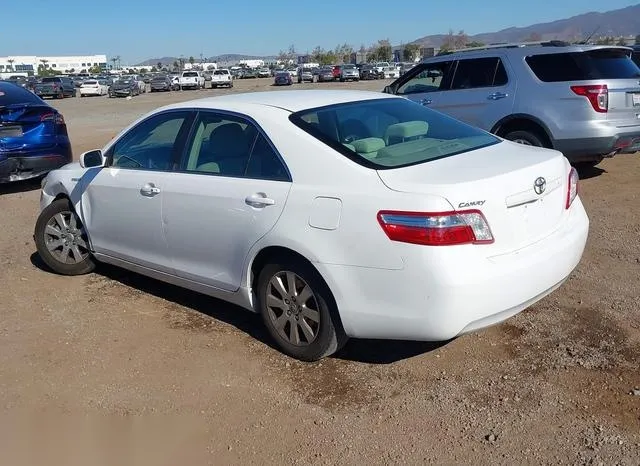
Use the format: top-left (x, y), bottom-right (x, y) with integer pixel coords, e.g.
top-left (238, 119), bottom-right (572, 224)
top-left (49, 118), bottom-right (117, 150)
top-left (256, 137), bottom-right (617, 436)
top-left (420, 98), bottom-right (432, 105)
top-left (245, 193), bottom-right (275, 207)
top-left (140, 183), bottom-right (160, 196)
top-left (488, 92), bottom-right (508, 100)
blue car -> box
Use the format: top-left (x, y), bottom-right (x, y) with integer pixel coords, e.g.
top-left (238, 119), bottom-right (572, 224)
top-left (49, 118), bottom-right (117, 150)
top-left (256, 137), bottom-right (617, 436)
top-left (0, 81), bottom-right (72, 183)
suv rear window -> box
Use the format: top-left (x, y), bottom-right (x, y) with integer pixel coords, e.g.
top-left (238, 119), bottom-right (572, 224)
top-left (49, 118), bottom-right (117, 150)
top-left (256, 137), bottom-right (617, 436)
top-left (526, 49), bottom-right (640, 82)
top-left (290, 98), bottom-right (499, 169)
top-left (183, 72), bottom-right (198, 77)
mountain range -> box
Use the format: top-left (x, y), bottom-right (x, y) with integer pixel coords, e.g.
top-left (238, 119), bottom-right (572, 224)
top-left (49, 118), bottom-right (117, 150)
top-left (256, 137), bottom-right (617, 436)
top-left (137, 4), bottom-right (640, 66)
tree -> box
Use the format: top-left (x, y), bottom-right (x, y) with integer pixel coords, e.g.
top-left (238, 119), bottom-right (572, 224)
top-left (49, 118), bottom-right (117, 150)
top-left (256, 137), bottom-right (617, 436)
top-left (334, 43), bottom-right (354, 64)
top-left (173, 60), bottom-right (179, 71)
top-left (189, 56), bottom-right (195, 66)
top-left (7, 58), bottom-right (14, 71)
top-left (466, 41), bottom-right (485, 48)
top-left (311, 46), bottom-right (337, 65)
top-left (440, 29), bottom-right (469, 51)
top-left (370, 39), bottom-right (392, 62)
top-left (89, 65), bottom-right (101, 74)
top-left (157, 61), bottom-right (162, 70)
top-left (403, 43), bottom-right (421, 62)
top-left (139, 68), bottom-right (148, 74)
top-left (595, 36), bottom-right (615, 45)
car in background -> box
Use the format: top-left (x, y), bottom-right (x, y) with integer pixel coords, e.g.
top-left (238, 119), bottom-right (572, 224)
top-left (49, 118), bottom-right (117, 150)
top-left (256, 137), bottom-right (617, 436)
top-left (297, 68), bottom-right (314, 83)
top-left (358, 64), bottom-right (383, 80)
top-left (79, 79), bottom-right (109, 97)
top-left (383, 66), bottom-right (400, 79)
top-left (108, 77), bottom-right (140, 97)
top-left (239, 69), bottom-right (259, 79)
top-left (34, 77), bottom-right (76, 99)
top-left (339, 64), bottom-right (360, 82)
top-left (274, 71), bottom-right (293, 86)
top-left (179, 71), bottom-right (205, 90)
top-left (316, 67), bottom-right (335, 82)
top-left (258, 68), bottom-right (271, 78)
top-left (33, 90), bottom-right (588, 361)
top-left (374, 62), bottom-right (390, 74)
top-left (149, 75), bottom-right (173, 92)
top-left (211, 69), bottom-right (233, 88)
top-left (0, 81), bottom-right (72, 183)
top-left (384, 41), bottom-right (640, 167)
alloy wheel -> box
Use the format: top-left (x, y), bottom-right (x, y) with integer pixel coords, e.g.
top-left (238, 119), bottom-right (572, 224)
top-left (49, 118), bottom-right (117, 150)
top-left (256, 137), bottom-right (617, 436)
top-left (43, 211), bottom-right (90, 264)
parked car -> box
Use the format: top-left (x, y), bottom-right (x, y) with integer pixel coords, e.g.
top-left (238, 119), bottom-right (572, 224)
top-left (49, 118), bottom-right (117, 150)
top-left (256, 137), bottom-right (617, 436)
top-left (383, 66), bottom-right (400, 79)
top-left (374, 62), bottom-right (390, 73)
top-left (179, 71), bottom-right (205, 90)
top-left (33, 76), bottom-right (76, 99)
top-left (257, 68), bottom-right (271, 78)
top-left (211, 69), bottom-right (233, 88)
top-left (274, 71), bottom-right (293, 86)
top-left (149, 75), bottom-right (173, 92)
top-left (339, 64), bottom-right (360, 82)
top-left (108, 78), bottom-right (140, 97)
top-left (332, 65), bottom-right (341, 81)
top-left (33, 90), bottom-right (588, 361)
top-left (316, 67), bottom-right (336, 82)
top-left (359, 64), bottom-right (383, 80)
top-left (383, 41), bottom-right (640, 167)
top-left (79, 79), bottom-right (109, 97)
top-left (297, 68), bottom-right (314, 83)
top-left (170, 74), bottom-right (181, 90)
top-left (239, 69), bottom-right (258, 79)
top-left (0, 82), bottom-right (72, 183)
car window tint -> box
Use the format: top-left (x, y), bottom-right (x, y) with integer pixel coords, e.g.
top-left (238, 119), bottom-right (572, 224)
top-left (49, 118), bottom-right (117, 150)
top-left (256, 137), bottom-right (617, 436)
top-left (246, 134), bottom-right (289, 181)
top-left (111, 111), bottom-right (190, 170)
top-left (451, 57), bottom-right (505, 90)
top-left (526, 50), bottom-right (640, 82)
top-left (182, 112), bottom-right (256, 177)
top-left (396, 61), bottom-right (453, 95)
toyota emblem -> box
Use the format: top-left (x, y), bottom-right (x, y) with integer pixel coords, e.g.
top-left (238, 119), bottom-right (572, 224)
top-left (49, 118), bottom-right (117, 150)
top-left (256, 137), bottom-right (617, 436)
top-left (533, 177), bottom-right (546, 195)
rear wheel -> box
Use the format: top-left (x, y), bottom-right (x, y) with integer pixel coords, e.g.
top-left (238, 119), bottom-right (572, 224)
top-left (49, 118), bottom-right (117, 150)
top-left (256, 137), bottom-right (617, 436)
top-left (503, 130), bottom-right (545, 147)
top-left (34, 198), bottom-right (95, 276)
top-left (256, 259), bottom-right (347, 361)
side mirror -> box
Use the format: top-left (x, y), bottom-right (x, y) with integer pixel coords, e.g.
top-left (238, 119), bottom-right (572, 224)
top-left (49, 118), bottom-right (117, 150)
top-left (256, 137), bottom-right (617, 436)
top-left (79, 149), bottom-right (105, 168)
top-left (382, 85), bottom-right (393, 94)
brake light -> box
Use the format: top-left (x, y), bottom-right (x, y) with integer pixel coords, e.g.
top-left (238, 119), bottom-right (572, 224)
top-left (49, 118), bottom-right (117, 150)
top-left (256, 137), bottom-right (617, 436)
top-left (377, 210), bottom-right (494, 246)
top-left (566, 167), bottom-right (579, 209)
top-left (40, 112), bottom-right (65, 124)
top-left (571, 84), bottom-right (608, 113)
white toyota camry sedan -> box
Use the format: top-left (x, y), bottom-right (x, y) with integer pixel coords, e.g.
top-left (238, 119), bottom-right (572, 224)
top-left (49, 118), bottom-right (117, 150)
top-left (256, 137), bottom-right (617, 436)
top-left (34, 90), bottom-right (589, 361)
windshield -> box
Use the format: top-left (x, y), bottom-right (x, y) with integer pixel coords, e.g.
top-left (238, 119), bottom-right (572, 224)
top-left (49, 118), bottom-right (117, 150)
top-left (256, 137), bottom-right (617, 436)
top-left (183, 72), bottom-right (198, 77)
top-left (42, 77), bottom-right (60, 83)
top-left (82, 80), bottom-right (98, 85)
top-left (289, 98), bottom-right (499, 169)
top-left (343, 65), bottom-right (356, 69)
top-left (152, 76), bottom-right (167, 81)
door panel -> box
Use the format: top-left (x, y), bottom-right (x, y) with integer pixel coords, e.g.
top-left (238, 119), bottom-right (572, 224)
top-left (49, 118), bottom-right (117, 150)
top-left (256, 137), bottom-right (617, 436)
top-left (436, 57), bottom-right (515, 131)
top-left (81, 110), bottom-right (193, 272)
top-left (163, 111), bottom-right (292, 291)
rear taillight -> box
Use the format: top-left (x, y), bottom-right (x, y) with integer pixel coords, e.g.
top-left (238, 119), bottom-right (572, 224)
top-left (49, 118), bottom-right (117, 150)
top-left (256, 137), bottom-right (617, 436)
top-left (40, 112), bottom-right (65, 124)
top-left (566, 167), bottom-right (579, 209)
top-left (571, 84), bottom-right (608, 113)
top-left (377, 210), bottom-right (494, 246)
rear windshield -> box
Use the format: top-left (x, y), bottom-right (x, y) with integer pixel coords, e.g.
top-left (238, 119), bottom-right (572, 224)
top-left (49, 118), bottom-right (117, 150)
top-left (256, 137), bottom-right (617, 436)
top-left (83, 80), bottom-right (97, 85)
top-left (0, 82), bottom-right (45, 106)
top-left (214, 70), bottom-right (228, 75)
top-left (152, 76), bottom-right (167, 80)
top-left (290, 98), bottom-right (499, 169)
top-left (42, 77), bottom-right (60, 82)
top-left (183, 72), bottom-right (198, 77)
top-left (526, 49), bottom-right (640, 82)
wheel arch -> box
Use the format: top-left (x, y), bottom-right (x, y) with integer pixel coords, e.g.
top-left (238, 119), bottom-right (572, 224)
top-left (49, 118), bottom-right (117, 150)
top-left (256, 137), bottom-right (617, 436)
top-left (248, 245), bottom-right (346, 334)
top-left (490, 114), bottom-right (555, 149)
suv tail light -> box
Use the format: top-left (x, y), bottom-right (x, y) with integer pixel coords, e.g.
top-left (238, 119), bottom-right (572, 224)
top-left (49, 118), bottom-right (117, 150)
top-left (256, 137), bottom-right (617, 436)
top-left (566, 167), bottom-right (579, 209)
top-left (571, 84), bottom-right (608, 113)
top-left (377, 210), bottom-right (494, 246)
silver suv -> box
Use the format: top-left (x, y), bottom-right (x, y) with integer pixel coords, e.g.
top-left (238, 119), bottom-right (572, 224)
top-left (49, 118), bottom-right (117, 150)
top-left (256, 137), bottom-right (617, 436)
top-left (383, 41), bottom-right (640, 166)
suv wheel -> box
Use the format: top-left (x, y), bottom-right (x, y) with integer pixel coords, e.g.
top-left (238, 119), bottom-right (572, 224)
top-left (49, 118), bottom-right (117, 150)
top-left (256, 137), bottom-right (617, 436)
top-left (503, 130), bottom-right (545, 147)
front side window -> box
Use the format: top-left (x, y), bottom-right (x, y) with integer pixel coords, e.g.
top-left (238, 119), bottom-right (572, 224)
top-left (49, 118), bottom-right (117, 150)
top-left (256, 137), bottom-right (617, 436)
top-left (110, 111), bottom-right (191, 170)
top-left (290, 98), bottom-right (499, 169)
top-left (396, 61), bottom-right (453, 95)
top-left (450, 57), bottom-right (508, 89)
top-left (181, 112), bottom-right (289, 180)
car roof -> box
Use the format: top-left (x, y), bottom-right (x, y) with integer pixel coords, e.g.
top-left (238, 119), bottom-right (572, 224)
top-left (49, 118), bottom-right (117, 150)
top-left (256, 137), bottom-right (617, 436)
top-left (164, 90), bottom-right (397, 112)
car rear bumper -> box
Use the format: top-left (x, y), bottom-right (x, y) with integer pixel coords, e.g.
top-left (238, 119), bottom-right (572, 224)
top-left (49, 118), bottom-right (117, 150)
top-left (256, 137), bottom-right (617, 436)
top-left (318, 198), bottom-right (589, 341)
top-left (555, 132), bottom-right (640, 162)
top-left (0, 148), bottom-right (72, 183)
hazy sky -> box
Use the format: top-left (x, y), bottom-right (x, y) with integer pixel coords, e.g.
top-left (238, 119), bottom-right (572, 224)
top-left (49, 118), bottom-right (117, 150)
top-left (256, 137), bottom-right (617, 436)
top-left (2, 0), bottom-right (638, 63)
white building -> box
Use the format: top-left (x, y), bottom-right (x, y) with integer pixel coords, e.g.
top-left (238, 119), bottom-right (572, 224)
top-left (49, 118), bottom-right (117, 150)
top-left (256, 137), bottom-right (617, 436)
top-left (0, 55), bottom-right (108, 75)
top-left (238, 59), bottom-right (265, 69)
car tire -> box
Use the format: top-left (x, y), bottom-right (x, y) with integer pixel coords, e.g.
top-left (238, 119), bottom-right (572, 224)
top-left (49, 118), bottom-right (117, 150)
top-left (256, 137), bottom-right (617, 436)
top-left (503, 130), bottom-right (545, 147)
top-left (34, 198), bottom-right (96, 276)
top-left (256, 259), bottom-right (348, 361)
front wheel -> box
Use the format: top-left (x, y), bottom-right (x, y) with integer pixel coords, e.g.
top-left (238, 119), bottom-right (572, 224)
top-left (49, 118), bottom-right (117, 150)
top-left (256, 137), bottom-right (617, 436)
top-left (34, 198), bottom-right (96, 276)
top-left (256, 260), bottom-right (347, 361)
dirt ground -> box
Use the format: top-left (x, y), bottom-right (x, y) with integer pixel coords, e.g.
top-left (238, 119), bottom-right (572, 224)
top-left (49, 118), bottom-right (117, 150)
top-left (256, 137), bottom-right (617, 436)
top-left (0, 77), bottom-right (638, 465)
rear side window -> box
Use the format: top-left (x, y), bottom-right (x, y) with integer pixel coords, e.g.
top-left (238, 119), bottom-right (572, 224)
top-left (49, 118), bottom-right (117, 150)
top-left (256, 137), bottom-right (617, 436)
top-left (526, 49), bottom-right (640, 82)
top-left (451, 57), bottom-right (508, 89)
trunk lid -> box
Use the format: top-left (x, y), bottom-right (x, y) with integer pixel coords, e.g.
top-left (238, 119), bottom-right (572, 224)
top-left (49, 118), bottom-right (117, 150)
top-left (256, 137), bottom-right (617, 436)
top-left (0, 104), bottom-right (57, 152)
top-left (376, 141), bottom-right (570, 255)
